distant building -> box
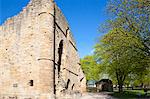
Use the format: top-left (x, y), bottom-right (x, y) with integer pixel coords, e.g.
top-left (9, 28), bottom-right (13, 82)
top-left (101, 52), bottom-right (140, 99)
top-left (86, 80), bottom-right (97, 92)
top-left (96, 79), bottom-right (113, 92)
top-left (87, 80), bottom-right (96, 88)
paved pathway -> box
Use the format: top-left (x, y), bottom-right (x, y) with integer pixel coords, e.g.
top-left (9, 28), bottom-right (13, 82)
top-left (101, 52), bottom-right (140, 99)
top-left (79, 92), bottom-right (116, 99)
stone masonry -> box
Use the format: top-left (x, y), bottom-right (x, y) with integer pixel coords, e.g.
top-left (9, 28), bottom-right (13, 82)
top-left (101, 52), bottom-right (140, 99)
top-left (0, 0), bottom-right (86, 98)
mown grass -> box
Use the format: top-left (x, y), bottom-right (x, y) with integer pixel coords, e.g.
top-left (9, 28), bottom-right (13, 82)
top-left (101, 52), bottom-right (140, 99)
top-left (111, 90), bottom-right (150, 99)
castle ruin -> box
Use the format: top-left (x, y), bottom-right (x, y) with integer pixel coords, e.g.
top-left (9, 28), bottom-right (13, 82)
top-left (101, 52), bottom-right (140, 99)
top-left (0, 0), bottom-right (86, 98)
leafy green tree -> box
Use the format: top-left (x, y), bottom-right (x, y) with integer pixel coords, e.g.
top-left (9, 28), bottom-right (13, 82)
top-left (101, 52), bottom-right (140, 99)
top-left (133, 69), bottom-right (150, 87)
top-left (102, 0), bottom-right (150, 56)
top-left (80, 55), bottom-right (101, 81)
top-left (94, 28), bottom-right (149, 92)
top-left (97, 0), bottom-right (150, 92)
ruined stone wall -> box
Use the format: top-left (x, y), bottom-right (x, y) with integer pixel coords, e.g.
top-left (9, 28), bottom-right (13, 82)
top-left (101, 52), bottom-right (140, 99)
top-left (0, 0), bottom-right (86, 98)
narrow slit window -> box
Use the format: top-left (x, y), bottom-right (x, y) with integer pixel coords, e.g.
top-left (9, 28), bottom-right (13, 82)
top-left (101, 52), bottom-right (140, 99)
top-left (58, 40), bottom-right (63, 75)
top-left (72, 84), bottom-right (75, 90)
top-left (65, 79), bottom-right (70, 89)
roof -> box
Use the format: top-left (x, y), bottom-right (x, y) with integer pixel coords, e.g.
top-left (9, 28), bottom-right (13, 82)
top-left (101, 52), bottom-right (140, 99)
top-left (87, 80), bottom-right (96, 85)
top-left (96, 79), bottom-right (112, 84)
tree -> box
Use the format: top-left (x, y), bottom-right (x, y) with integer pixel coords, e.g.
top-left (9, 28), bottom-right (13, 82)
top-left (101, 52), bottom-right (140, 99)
top-left (97, 0), bottom-right (150, 92)
top-left (102, 0), bottom-right (150, 56)
top-left (80, 55), bottom-right (101, 81)
top-left (94, 28), bottom-right (149, 92)
top-left (132, 68), bottom-right (150, 88)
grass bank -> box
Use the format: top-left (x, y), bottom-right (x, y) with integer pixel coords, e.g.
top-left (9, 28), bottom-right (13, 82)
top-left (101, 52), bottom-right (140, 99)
top-left (110, 90), bottom-right (150, 99)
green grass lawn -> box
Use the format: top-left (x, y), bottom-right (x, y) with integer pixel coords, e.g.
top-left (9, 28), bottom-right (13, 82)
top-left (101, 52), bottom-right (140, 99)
top-left (110, 90), bottom-right (150, 99)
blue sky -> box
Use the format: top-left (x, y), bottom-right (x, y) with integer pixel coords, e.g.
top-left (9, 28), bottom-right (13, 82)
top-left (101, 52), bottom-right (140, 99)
top-left (0, 0), bottom-right (108, 58)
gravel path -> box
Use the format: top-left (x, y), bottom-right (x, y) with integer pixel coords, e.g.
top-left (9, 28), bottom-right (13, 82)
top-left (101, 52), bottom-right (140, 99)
top-left (79, 92), bottom-right (116, 99)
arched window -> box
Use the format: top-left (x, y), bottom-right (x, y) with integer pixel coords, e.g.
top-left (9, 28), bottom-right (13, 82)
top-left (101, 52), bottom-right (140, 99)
top-left (57, 40), bottom-right (63, 75)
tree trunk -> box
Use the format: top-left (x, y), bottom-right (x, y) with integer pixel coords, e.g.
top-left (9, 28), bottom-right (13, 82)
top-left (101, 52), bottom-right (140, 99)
top-left (118, 83), bottom-right (123, 92)
top-left (116, 70), bottom-right (126, 92)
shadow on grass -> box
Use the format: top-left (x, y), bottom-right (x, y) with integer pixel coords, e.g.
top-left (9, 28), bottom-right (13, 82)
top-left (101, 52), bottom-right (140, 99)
top-left (110, 90), bottom-right (150, 99)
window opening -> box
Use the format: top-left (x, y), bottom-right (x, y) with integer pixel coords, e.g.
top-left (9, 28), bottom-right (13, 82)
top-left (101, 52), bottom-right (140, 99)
top-left (29, 80), bottom-right (33, 86)
top-left (57, 40), bottom-right (63, 75)
top-left (65, 79), bottom-right (70, 89)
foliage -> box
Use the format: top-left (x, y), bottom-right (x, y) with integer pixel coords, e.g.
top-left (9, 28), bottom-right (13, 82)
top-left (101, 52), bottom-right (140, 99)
top-left (80, 55), bottom-right (101, 81)
top-left (111, 90), bottom-right (150, 99)
top-left (94, 28), bottom-right (150, 92)
top-left (103, 0), bottom-right (150, 56)
top-left (96, 0), bottom-right (150, 92)
top-left (133, 69), bottom-right (150, 87)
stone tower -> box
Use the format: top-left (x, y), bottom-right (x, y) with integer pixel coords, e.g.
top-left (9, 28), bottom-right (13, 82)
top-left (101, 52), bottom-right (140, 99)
top-left (0, 0), bottom-right (86, 98)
